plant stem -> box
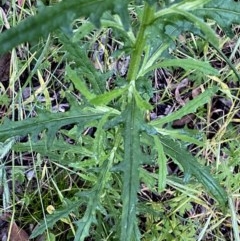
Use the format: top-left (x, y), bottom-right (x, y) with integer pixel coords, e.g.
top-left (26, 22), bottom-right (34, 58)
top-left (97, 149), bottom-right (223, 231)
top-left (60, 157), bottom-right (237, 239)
top-left (126, 2), bottom-right (155, 82)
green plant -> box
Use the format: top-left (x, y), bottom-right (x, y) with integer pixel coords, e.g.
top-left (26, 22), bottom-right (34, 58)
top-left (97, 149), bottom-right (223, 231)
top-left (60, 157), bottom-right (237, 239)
top-left (0, 0), bottom-right (239, 240)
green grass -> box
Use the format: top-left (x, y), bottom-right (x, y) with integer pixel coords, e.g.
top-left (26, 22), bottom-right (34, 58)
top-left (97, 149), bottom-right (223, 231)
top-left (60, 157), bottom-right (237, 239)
top-left (0, 0), bottom-right (240, 240)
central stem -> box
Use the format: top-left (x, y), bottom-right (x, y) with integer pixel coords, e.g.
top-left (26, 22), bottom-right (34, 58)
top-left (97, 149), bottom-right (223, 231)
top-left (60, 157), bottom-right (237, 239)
top-left (126, 2), bottom-right (155, 82)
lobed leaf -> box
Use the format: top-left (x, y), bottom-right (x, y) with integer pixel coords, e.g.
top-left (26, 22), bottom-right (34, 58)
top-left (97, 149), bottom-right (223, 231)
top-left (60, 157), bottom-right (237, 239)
top-left (141, 58), bottom-right (219, 77)
top-left (30, 199), bottom-right (82, 239)
top-left (0, 0), bottom-right (130, 54)
top-left (155, 128), bottom-right (205, 147)
top-left (74, 200), bottom-right (98, 241)
top-left (12, 138), bottom-right (94, 163)
top-left (74, 158), bottom-right (112, 241)
top-left (59, 33), bottom-right (107, 95)
top-left (133, 88), bottom-right (153, 110)
top-left (0, 137), bottom-right (17, 160)
top-left (159, 135), bottom-right (228, 209)
top-left (194, 0), bottom-right (240, 37)
top-left (140, 1), bottom-right (219, 77)
top-left (173, 8), bottom-right (218, 46)
top-left (92, 112), bottom-right (114, 164)
top-left (0, 101), bottom-right (107, 147)
top-left (153, 0), bottom-right (218, 44)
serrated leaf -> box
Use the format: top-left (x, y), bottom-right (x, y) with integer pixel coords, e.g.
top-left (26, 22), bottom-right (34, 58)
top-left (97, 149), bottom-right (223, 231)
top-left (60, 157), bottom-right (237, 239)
top-left (92, 113), bottom-right (112, 163)
top-left (32, 149), bottom-right (113, 241)
top-left (120, 98), bottom-right (142, 241)
top-left (151, 87), bottom-right (217, 127)
top-left (159, 135), bottom-right (228, 209)
top-left (194, 0), bottom-right (240, 37)
top-left (74, 159), bottom-right (112, 241)
top-left (140, 4), bottom-right (218, 77)
top-left (0, 103), bottom-right (106, 147)
top-left (13, 138), bottom-right (94, 162)
top-left (142, 58), bottom-right (219, 77)
top-left (0, 137), bottom-right (17, 160)
top-left (58, 33), bottom-right (106, 94)
top-left (153, 0), bottom-right (217, 44)
top-left (0, 0), bottom-right (131, 54)
top-left (155, 128), bottom-right (205, 147)
top-left (30, 199), bottom-right (82, 239)
top-left (172, 8), bottom-right (218, 46)
top-left (74, 201), bottom-right (98, 241)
